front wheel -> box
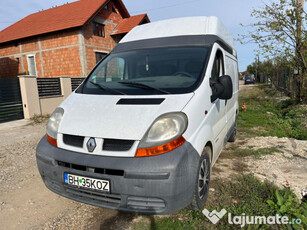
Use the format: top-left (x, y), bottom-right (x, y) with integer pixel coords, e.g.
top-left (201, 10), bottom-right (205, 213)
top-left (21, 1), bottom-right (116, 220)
top-left (188, 147), bottom-right (211, 210)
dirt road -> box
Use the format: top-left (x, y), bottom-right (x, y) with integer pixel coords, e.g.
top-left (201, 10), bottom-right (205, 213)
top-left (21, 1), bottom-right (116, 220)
top-left (0, 122), bottom-right (136, 230)
top-left (236, 81), bottom-right (307, 198)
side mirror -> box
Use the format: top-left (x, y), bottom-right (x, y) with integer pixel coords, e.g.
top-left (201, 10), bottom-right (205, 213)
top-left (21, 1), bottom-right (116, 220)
top-left (218, 75), bottom-right (233, 100)
top-left (210, 75), bottom-right (233, 102)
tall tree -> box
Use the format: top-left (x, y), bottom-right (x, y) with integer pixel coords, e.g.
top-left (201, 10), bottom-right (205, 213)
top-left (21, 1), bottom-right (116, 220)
top-left (240, 0), bottom-right (307, 102)
top-left (247, 59), bottom-right (275, 78)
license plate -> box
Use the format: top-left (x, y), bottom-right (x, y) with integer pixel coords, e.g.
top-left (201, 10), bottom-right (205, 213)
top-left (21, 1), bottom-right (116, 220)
top-left (64, 173), bottom-right (110, 192)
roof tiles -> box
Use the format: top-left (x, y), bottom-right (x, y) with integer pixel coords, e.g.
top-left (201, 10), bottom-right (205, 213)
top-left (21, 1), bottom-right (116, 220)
top-left (111, 14), bottom-right (149, 35)
top-left (0, 0), bottom-right (107, 43)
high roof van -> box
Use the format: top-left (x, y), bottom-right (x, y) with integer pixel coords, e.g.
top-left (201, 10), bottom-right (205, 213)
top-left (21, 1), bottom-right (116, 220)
top-left (36, 16), bottom-right (239, 214)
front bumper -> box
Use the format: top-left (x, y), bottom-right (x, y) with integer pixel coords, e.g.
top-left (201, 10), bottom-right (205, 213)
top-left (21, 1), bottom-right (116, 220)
top-left (36, 136), bottom-right (200, 214)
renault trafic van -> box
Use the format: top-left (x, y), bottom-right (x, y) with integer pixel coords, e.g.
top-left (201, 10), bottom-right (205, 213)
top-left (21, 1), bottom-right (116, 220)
top-left (36, 16), bottom-right (239, 214)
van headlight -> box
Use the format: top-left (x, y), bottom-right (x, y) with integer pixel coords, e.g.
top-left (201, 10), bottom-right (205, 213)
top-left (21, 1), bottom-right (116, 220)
top-left (46, 107), bottom-right (64, 146)
top-left (136, 112), bottom-right (188, 157)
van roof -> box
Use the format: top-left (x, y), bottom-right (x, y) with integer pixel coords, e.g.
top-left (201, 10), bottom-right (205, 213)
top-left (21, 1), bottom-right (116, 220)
top-left (120, 16), bottom-right (235, 50)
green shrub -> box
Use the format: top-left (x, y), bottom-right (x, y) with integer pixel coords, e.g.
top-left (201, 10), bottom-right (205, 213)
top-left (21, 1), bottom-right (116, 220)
top-left (131, 175), bottom-right (307, 230)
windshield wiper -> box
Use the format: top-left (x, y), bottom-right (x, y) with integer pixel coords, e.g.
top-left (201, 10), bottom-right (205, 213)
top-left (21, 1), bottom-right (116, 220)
top-left (89, 80), bottom-right (126, 95)
top-left (118, 81), bottom-right (170, 94)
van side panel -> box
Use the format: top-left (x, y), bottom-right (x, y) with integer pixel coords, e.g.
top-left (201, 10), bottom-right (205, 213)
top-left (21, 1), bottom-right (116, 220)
top-left (183, 45), bottom-right (238, 165)
top-left (182, 76), bottom-right (214, 157)
top-left (225, 55), bottom-right (239, 136)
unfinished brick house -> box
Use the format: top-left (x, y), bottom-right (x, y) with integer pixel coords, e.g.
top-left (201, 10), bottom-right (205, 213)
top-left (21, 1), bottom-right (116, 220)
top-left (0, 0), bottom-right (149, 78)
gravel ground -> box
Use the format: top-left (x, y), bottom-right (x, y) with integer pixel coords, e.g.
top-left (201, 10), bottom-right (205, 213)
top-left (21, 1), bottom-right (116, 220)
top-left (244, 136), bottom-right (307, 199)
top-left (213, 82), bottom-right (307, 200)
top-left (0, 122), bottom-right (135, 230)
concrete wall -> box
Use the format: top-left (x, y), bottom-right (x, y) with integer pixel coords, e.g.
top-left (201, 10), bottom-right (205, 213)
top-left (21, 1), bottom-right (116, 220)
top-left (19, 75), bottom-right (73, 118)
top-left (18, 76), bottom-right (41, 118)
top-left (39, 96), bottom-right (65, 115)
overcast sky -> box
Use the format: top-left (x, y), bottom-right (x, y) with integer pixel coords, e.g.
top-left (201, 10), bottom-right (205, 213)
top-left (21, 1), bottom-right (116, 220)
top-left (0, 0), bottom-right (296, 71)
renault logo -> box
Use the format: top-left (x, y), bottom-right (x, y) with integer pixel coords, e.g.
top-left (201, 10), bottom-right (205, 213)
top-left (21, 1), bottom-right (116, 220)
top-left (87, 138), bottom-right (96, 152)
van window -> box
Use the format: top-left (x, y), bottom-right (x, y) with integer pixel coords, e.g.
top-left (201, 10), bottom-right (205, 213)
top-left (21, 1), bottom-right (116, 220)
top-left (106, 57), bottom-right (125, 82)
top-left (210, 51), bottom-right (224, 98)
top-left (82, 47), bottom-right (210, 95)
top-left (211, 51), bottom-right (224, 80)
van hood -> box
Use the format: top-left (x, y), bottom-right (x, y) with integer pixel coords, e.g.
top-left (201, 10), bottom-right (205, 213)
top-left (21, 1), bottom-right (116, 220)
top-left (58, 93), bottom-right (194, 140)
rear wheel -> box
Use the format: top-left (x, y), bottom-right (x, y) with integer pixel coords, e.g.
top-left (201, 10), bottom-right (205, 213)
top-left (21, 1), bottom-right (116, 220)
top-left (188, 146), bottom-right (211, 210)
top-left (228, 116), bottom-right (237, 142)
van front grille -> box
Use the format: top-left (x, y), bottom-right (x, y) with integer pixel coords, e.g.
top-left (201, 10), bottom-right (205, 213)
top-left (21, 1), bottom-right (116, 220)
top-left (57, 161), bottom-right (124, 176)
top-left (65, 186), bottom-right (121, 206)
top-left (63, 134), bottom-right (84, 148)
top-left (103, 139), bottom-right (134, 151)
top-left (62, 134), bottom-right (134, 151)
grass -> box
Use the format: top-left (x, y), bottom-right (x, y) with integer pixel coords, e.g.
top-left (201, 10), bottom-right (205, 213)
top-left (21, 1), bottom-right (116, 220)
top-left (131, 175), bottom-right (307, 230)
top-left (238, 84), bottom-right (307, 140)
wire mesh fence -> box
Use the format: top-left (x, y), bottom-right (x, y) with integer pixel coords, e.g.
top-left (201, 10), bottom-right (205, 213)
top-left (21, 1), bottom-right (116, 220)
top-left (271, 68), bottom-right (298, 98)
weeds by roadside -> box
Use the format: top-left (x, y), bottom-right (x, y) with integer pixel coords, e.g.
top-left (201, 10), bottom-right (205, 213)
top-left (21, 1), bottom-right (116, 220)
top-left (238, 85), bottom-right (307, 140)
top-left (30, 114), bottom-right (50, 124)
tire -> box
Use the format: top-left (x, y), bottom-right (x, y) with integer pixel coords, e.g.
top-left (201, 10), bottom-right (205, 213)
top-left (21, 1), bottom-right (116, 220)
top-left (228, 117), bottom-right (237, 142)
top-left (188, 146), bottom-right (211, 211)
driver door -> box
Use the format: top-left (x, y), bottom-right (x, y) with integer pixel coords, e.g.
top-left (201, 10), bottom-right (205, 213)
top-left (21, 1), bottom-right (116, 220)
top-left (209, 47), bottom-right (227, 162)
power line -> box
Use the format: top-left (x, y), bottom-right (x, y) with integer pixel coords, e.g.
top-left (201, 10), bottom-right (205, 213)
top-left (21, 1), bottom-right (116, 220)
top-left (129, 0), bottom-right (202, 14)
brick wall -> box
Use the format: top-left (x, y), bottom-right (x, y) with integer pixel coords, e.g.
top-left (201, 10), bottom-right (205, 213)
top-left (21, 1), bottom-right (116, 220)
top-left (0, 42), bottom-right (24, 78)
top-left (21, 38), bottom-right (39, 53)
top-left (42, 46), bottom-right (82, 77)
top-left (0, 43), bottom-right (19, 57)
top-left (83, 0), bottom-right (124, 74)
top-left (0, 57), bottom-right (20, 78)
top-left (0, 28), bottom-right (81, 78)
top-left (41, 30), bottom-right (79, 49)
top-left (97, 1), bottom-right (123, 24)
top-left (83, 21), bottom-right (118, 49)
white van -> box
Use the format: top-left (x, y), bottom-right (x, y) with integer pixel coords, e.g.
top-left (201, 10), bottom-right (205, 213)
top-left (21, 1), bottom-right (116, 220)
top-left (36, 16), bottom-right (239, 214)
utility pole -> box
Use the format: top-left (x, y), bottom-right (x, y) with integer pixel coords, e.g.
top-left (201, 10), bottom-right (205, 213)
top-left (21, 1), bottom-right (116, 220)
top-left (295, 0), bottom-right (305, 101)
top-left (297, 0), bottom-right (304, 56)
top-left (255, 55), bottom-right (259, 82)
top-left (297, 0), bottom-right (304, 31)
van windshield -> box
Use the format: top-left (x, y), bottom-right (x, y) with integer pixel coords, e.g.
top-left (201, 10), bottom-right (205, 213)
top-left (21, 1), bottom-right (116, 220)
top-left (81, 46), bottom-right (209, 95)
